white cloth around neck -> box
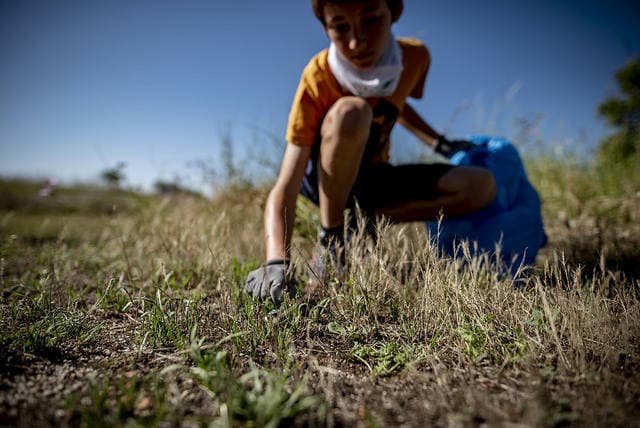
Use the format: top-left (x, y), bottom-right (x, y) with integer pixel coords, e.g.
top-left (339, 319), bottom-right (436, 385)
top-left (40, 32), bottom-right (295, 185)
top-left (328, 35), bottom-right (403, 98)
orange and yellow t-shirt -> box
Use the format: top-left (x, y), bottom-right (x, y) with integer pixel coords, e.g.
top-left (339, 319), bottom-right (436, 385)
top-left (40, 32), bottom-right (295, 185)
top-left (285, 37), bottom-right (430, 164)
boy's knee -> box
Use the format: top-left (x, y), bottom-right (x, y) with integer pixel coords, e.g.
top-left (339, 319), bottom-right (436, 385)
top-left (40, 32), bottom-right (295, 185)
top-left (321, 96), bottom-right (372, 142)
top-left (438, 166), bottom-right (497, 211)
top-left (470, 168), bottom-right (497, 210)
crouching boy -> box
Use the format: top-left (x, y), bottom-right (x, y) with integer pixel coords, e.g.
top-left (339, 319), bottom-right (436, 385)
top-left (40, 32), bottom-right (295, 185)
top-left (246, 0), bottom-right (496, 305)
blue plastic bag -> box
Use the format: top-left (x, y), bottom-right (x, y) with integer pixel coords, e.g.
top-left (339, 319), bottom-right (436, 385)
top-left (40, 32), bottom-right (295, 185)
top-left (426, 136), bottom-right (547, 275)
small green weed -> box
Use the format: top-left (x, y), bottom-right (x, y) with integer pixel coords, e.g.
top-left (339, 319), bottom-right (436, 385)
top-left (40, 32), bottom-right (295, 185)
top-left (525, 307), bottom-right (560, 329)
top-left (457, 314), bottom-right (492, 361)
top-left (4, 295), bottom-right (100, 358)
top-left (349, 341), bottom-right (425, 377)
top-left (457, 312), bottom-right (531, 364)
top-left (193, 362), bottom-right (322, 427)
top-left (71, 373), bottom-right (170, 427)
top-left (96, 277), bottom-right (133, 313)
top-left (184, 330), bottom-right (323, 426)
top-left (139, 289), bottom-right (202, 349)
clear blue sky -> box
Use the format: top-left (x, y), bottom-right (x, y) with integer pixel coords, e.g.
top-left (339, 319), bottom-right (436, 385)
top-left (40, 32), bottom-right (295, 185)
top-left (1, 0), bottom-right (638, 193)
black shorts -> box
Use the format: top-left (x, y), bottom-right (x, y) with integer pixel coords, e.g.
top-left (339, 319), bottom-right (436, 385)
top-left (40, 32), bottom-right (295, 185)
top-left (300, 137), bottom-right (454, 211)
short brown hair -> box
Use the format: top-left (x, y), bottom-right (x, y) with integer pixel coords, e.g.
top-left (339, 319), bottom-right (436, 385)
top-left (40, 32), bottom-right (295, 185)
top-left (311, 0), bottom-right (404, 26)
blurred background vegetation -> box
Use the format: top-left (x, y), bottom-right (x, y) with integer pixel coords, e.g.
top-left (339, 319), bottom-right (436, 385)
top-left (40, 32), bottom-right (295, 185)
top-left (596, 57), bottom-right (640, 167)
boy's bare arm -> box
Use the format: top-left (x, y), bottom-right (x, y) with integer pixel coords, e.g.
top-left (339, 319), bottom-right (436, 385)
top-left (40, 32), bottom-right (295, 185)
top-left (264, 143), bottom-right (311, 260)
top-left (397, 102), bottom-right (440, 148)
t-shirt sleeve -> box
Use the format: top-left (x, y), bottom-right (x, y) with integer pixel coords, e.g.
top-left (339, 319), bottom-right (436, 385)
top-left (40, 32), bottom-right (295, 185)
top-left (285, 70), bottom-right (323, 146)
top-left (409, 44), bottom-right (431, 99)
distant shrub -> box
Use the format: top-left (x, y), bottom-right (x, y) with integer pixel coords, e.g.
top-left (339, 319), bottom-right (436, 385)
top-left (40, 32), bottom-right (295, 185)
top-left (0, 177), bottom-right (152, 215)
top-left (596, 57), bottom-right (639, 167)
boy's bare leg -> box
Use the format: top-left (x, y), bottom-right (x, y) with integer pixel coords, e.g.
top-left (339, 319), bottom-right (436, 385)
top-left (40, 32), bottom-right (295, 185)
top-left (375, 166), bottom-right (497, 222)
top-left (318, 96), bottom-right (372, 229)
top-left (316, 96), bottom-right (496, 226)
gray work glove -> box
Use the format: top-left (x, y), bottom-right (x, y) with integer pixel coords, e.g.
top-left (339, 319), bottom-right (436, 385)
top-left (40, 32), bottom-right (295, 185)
top-left (435, 135), bottom-right (474, 158)
top-left (245, 259), bottom-right (297, 306)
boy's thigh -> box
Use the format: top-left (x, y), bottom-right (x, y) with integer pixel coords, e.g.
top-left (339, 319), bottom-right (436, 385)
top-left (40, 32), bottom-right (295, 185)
top-left (353, 163), bottom-right (454, 209)
top-left (301, 162), bottom-right (455, 209)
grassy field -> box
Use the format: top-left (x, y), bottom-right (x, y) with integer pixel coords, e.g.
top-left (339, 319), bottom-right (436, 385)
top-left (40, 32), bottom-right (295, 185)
top-left (1, 157), bottom-right (639, 427)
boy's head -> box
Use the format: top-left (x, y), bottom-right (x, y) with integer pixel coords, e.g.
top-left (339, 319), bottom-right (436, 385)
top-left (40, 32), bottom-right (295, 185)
top-left (312, 0), bottom-right (403, 26)
top-left (314, 0), bottom-right (402, 70)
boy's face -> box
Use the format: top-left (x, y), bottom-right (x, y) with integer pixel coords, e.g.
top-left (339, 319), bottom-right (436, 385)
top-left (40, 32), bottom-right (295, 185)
top-left (323, 0), bottom-right (392, 70)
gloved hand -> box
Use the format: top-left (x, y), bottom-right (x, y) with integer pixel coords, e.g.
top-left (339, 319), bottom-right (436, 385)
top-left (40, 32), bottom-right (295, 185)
top-left (434, 135), bottom-right (474, 158)
top-left (245, 259), bottom-right (297, 306)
